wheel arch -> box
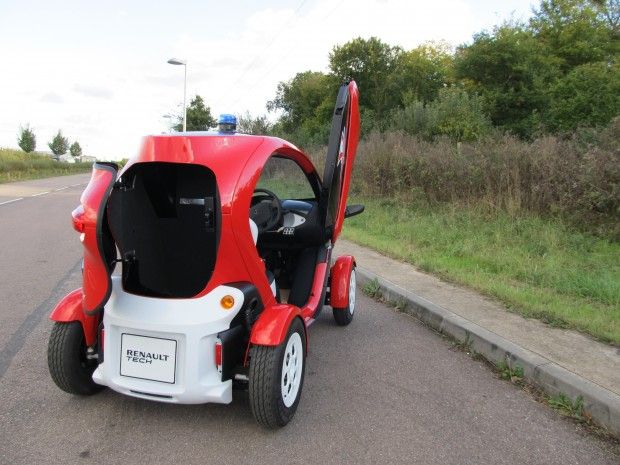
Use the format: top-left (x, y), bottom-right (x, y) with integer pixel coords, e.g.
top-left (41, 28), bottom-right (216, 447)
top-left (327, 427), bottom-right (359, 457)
top-left (249, 304), bottom-right (308, 350)
top-left (49, 288), bottom-right (99, 346)
top-left (330, 255), bottom-right (356, 309)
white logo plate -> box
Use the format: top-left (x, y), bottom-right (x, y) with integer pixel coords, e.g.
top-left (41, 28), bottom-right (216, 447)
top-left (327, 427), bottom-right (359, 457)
top-left (120, 334), bottom-right (177, 384)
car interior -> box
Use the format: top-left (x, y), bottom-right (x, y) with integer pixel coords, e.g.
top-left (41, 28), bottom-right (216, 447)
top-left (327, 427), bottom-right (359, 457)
top-left (249, 155), bottom-right (328, 307)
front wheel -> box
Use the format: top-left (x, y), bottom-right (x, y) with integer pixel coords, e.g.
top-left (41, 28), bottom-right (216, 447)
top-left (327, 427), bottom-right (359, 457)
top-left (48, 321), bottom-right (103, 395)
top-left (333, 267), bottom-right (356, 326)
top-left (249, 318), bottom-right (306, 428)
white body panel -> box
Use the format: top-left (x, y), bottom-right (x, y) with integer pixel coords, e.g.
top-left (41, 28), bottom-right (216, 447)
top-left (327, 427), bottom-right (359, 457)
top-left (92, 277), bottom-right (244, 404)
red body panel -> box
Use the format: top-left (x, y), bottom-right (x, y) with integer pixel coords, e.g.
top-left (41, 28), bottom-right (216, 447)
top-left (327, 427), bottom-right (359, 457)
top-left (120, 136), bottom-right (319, 307)
top-left (49, 288), bottom-right (99, 346)
top-left (74, 164), bottom-right (116, 314)
top-left (300, 262), bottom-right (329, 320)
top-left (332, 82), bottom-right (361, 243)
top-left (330, 255), bottom-right (355, 309)
top-left (249, 304), bottom-right (304, 347)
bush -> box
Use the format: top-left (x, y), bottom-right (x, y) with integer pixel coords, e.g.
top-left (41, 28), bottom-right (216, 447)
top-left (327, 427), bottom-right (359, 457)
top-left (389, 87), bottom-right (492, 141)
top-left (309, 117), bottom-right (620, 239)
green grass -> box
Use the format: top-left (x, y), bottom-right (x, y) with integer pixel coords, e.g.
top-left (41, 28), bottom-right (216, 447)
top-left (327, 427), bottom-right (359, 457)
top-left (343, 197), bottom-right (620, 345)
top-left (0, 148), bottom-right (92, 183)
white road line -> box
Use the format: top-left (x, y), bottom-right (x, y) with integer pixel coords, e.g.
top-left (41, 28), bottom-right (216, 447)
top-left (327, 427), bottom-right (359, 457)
top-left (31, 191), bottom-right (50, 197)
top-left (54, 186), bottom-right (69, 191)
top-left (0, 197), bottom-right (24, 206)
top-left (70, 183), bottom-right (85, 187)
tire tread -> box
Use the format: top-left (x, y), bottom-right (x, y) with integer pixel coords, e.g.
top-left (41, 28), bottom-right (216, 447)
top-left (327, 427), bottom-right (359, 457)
top-left (47, 321), bottom-right (101, 395)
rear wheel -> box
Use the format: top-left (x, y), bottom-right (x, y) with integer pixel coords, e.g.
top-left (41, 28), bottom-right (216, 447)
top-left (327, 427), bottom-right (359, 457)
top-left (333, 267), bottom-right (356, 326)
top-left (48, 321), bottom-right (103, 395)
top-left (249, 318), bottom-right (306, 428)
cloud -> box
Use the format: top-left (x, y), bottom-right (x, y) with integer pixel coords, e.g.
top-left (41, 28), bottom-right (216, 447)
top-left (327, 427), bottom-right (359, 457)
top-left (0, 0), bottom-right (534, 159)
top-left (40, 92), bottom-right (64, 103)
top-left (73, 84), bottom-right (114, 99)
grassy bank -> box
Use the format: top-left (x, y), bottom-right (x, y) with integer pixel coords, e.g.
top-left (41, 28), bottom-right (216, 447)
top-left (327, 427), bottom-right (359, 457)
top-left (343, 198), bottom-right (620, 345)
top-left (0, 148), bottom-right (92, 183)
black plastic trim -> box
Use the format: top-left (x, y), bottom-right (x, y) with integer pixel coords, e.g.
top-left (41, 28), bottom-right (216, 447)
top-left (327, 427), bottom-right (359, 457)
top-left (320, 83), bottom-right (351, 239)
top-left (217, 325), bottom-right (246, 382)
top-left (228, 282), bottom-right (265, 331)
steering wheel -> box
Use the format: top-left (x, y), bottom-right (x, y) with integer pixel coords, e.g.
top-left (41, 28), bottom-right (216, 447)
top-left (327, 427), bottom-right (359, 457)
top-left (251, 188), bottom-right (283, 232)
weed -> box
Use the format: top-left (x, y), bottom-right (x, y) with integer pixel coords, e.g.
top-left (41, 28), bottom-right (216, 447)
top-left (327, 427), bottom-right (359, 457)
top-left (496, 360), bottom-right (525, 382)
top-left (388, 296), bottom-right (408, 311)
top-left (548, 393), bottom-right (585, 421)
top-left (362, 279), bottom-right (382, 299)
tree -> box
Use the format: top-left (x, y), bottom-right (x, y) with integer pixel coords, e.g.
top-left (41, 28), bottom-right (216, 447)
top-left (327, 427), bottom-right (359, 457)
top-left (171, 95), bottom-right (216, 131)
top-left (48, 130), bottom-right (69, 156)
top-left (237, 112), bottom-right (272, 135)
top-left (267, 71), bottom-right (335, 134)
top-left (455, 24), bottom-right (560, 138)
top-left (69, 141), bottom-right (82, 159)
top-left (17, 124), bottom-right (36, 152)
top-left (547, 61), bottom-right (620, 131)
top-left (530, 0), bottom-right (615, 70)
top-left (394, 42), bottom-right (454, 104)
top-left (329, 37), bottom-right (403, 118)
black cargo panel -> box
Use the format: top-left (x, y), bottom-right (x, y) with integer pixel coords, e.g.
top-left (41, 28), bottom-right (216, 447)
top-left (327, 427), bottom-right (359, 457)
top-left (107, 162), bottom-right (219, 298)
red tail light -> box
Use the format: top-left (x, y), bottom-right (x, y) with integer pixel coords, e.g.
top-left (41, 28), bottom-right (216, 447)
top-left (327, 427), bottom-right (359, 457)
top-left (215, 340), bottom-right (222, 373)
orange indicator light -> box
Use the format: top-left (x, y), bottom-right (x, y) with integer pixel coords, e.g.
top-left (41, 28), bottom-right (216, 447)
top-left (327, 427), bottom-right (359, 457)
top-left (220, 295), bottom-right (235, 309)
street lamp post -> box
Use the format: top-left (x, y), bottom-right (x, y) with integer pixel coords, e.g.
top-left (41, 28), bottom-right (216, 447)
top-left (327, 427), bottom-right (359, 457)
top-left (167, 58), bottom-right (187, 132)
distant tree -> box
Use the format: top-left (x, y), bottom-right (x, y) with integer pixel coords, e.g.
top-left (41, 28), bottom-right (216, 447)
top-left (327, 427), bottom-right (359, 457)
top-left (530, 0), bottom-right (614, 69)
top-left (329, 37), bottom-right (403, 117)
top-left (48, 130), bottom-right (69, 156)
top-left (455, 24), bottom-right (560, 138)
top-left (237, 112), bottom-right (272, 135)
top-left (267, 70), bottom-right (336, 140)
top-left (17, 124), bottom-right (36, 152)
top-left (69, 141), bottom-right (82, 159)
top-left (547, 61), bottom-right (620, 131)
top-left (171, 95), bottom-right (216, 131)
top-left (394, 42), bottom-right (454, 104)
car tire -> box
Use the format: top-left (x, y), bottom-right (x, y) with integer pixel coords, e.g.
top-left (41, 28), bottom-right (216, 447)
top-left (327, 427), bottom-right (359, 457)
top-left (333, 267), bottom-right (356, 326)
top-left (47, 321), bottom-right (103, 395)
top-left (249, 318), bottom-right (306, 428)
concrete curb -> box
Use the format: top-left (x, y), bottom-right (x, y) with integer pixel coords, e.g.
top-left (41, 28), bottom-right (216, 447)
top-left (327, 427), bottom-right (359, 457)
top-left (355, 266), bottom-right (620, 437)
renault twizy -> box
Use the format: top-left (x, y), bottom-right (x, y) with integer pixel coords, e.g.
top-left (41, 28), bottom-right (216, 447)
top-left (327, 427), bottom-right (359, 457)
top-left (47, 81), bottom-right (363, 428)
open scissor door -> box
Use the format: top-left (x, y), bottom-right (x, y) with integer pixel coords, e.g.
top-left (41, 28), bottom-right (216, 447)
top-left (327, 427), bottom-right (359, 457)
top-left (72, 162), bottom-right (117, 315)
top-left (321, 80), bottom-right (360, 243)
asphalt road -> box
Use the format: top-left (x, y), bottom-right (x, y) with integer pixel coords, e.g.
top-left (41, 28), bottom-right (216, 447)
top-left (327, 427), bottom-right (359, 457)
top-left (0, 174), bottom-right (617, 465)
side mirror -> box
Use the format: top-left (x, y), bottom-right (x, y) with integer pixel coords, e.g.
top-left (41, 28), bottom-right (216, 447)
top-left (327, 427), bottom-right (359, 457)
top-left (344, 204), bottom-right (364, 218)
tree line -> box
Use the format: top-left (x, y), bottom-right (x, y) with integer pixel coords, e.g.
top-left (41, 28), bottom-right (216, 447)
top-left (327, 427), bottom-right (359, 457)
top-left (265, 0), bottom-right (619, 145)
top-left (17, 125), bottom-right (83, 159)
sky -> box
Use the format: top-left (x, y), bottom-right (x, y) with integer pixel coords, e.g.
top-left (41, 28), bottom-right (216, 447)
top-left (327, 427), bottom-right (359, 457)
top-left (0, 0), bottom-right (536, 159)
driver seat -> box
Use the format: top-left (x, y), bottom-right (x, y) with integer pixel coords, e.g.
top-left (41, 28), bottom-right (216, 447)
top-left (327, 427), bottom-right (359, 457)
top-left (249, 219), bottom-right (277, 298)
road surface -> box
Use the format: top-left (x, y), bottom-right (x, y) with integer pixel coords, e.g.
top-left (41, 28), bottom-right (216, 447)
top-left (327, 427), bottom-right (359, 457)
top-left (0, 174), bottom-right (617, 465)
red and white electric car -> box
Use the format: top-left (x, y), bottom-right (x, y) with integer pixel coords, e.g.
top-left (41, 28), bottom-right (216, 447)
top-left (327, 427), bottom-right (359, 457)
top-left (47, 81), bottom-right (362, 428)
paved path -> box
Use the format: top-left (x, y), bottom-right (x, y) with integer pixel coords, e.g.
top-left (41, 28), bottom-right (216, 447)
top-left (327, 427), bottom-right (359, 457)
top-left (334, 240), bottom-right (620, 397)
top-left (0, 175), bottom-right (617, 464)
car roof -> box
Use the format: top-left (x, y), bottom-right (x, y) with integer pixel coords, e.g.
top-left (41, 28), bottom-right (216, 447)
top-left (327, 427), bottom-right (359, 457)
top-left (123, 133), bottom-right (316, 212)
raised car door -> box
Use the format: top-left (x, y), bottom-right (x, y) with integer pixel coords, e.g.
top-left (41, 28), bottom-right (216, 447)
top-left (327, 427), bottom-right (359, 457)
top-left (71, 162), bottom-right (118, 314)
top-left (320, 80), bottom-right (360, 243)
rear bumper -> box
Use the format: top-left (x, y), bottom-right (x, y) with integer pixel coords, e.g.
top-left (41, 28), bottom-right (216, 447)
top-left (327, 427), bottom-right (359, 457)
top-left (92, 277), bottom-right (244, 404)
